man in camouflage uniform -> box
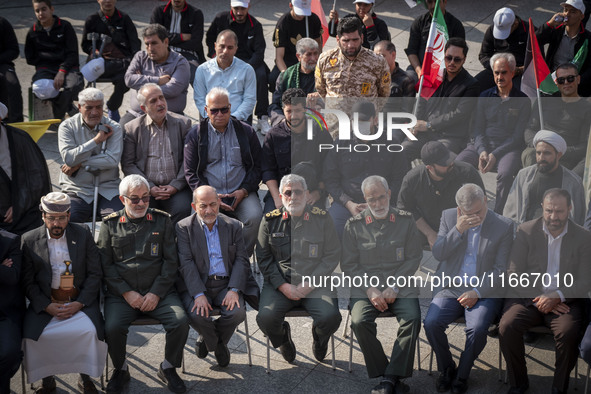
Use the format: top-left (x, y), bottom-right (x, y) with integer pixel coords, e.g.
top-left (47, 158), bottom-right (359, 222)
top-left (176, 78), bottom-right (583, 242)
top-left (341, 175), bottom-right (422, 394)
top-left (314, 16), bottom-right (390, 99)
top-left (256, 174), bottom-right (341, 364)
top-left (98, 174), bottom-right (188, 394)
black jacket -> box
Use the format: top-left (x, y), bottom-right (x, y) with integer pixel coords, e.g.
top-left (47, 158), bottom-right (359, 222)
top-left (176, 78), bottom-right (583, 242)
top-left (536, 22), bottom-right (591, 96)
top-left (405, 11), bottom-right (465, 63)
top-left (150, 0), bottom-right (206, 63)
top-left (327, 12), bottom-right (390, 49)
top-left (479, 17), bottom-right (528, 69)
top-left (0, 16), bottom-right (19, 67)
top-left (183, 117), bottom-right (262, 193)
top-left (81, 8), bottom-right (141, 59)
top-left (0, 230), bottom-right (24, 328)
top-left (25, 15), bottom-right (80, 72)
top-left (206, 10), bottom-right (266, 69)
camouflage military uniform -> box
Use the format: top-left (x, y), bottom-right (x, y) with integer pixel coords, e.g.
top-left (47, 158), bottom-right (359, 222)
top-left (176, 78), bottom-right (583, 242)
top-left (98, 208), bottom-right (188, 369)
top-left (341, 207), bottom-right (422, 379)
top-left (315, 46), bottom-right (391, 98)
top-left (255, 205), bottom-right (342, 348)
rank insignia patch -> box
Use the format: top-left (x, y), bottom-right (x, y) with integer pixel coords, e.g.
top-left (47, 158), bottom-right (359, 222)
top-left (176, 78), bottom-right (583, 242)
top-left (151, 243), bottom-right (159, 256)
top-left (309, 244), bottom-right (318, 258)
top-left (396, 247), bottom-right (405, 261)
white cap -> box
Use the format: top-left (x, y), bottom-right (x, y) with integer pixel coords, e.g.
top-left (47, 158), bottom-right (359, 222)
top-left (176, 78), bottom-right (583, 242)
top-left (493, 8), bottom-right (515, 40)
top-left (0, 102), bottom-right (7, 120)
top-left (32, 79), bottom-right (59, 100)
top-left (230, 0), bottom-right (250, 7)
top-left (291, 0), bottom-right (312, 16)
top-left (353, 0), bottom-right (375, 4)
top-left (81, 57), bottom-right (105, 83)
top-left (561, 0), bottom-right (585, 13)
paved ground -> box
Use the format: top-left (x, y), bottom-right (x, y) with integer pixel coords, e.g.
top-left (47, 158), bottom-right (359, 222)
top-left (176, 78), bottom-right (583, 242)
top-left (5, 0), bottom-right (591, 393)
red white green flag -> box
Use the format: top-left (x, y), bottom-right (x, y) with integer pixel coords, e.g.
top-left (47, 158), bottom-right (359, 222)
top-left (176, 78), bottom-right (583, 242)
top-left (418, 0), bottom-right (448, 98)
top-left (521, 18), bottom-right (552, 98)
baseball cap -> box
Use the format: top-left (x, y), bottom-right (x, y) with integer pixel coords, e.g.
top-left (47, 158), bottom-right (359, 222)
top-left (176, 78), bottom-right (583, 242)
top-left (352, 101), bottom-right (376, 121)
top-left (32, 79), bottom-right (59, 100)
top-left (291, 0), bottom-right (312, 16)
top-left (231, 0), bottom-right (250, 7)
top-left (561, 0), bottom-right (585, 13)
top-left (493, 7), bottom-right (515, 40)
top-left (353, 0), bottom-right (375, 4)
top-left (421, 141), bottom-right (456, 166)
top-left (81, 57), bottom-right (105, 82)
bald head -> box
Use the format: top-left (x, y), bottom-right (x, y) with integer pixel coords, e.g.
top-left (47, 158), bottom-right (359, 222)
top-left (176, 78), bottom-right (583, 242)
top-left (192, 186), bottom-right (220, 228)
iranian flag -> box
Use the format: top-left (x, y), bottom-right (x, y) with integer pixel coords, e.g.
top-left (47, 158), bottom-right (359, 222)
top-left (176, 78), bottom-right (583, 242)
top-left (311, 0), bottom-right (330, 46)
top-left (521, 18), bottom-right (552, 98)
top-left (417, 0), bottom-right (448, 98)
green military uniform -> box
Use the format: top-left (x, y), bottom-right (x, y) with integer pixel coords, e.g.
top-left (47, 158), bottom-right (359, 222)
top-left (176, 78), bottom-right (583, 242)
top-left (341, 207), bottom-right (422, 379)
top-left (255, 205), bottom-right (342, 348)
top-left (98, 208), bottom-right (188, 369)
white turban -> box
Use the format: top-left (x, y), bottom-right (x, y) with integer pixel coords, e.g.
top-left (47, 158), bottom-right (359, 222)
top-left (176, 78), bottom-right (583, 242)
top-left (533, 129), bottom-right (567, 155)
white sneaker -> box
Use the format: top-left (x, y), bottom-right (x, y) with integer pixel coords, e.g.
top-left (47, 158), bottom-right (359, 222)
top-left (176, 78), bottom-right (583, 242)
top-left (260, 115), bottom-right (271, 135)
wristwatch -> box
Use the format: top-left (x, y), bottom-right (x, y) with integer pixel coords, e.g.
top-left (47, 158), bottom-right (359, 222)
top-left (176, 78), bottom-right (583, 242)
top-left (426, 121), bottom-right (432, 131)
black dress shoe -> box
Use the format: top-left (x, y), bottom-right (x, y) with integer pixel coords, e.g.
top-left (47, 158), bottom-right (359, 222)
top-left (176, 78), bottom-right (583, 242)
top-left (507, 380), bottom-right (529, 394)
top-left (195, 337), bottom-right (208, 359)
top-left (157, 363), bottom-right (186, 393)
top-left (311, 326), bottom-right (328, 362)
top-left (451, 378), bottom-right (468, 394)
top-left (279, 321), bottom-right (296, 363)
top-left (78, 374), bottom-right (98, 393)
top-left (214, 340), bottom-right (231, 367)
top-left (551, 388), bottom-right (564, 394)
top-left (371, 380), bottom-right (395, 394)
top-left (106, 369), bottom-right (130, 394)
top-left (436, 365), bottom-right (457, 392)
top-left (34, 376), bottom-right (56, 394)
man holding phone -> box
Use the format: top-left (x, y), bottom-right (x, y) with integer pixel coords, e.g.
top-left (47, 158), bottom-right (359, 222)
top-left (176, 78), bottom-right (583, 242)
top-left (184, 87), bottom-right (262, 256)
top-left (58, 87), bottom-right (123, 223)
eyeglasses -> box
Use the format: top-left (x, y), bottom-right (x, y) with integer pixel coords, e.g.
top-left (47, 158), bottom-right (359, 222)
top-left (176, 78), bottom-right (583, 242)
top-left (282, 189), bottom-right (304, 198)
top-left (444, 55), bottom-right (464, 63)
top-left (208, 106), bottom-right (230, 115)
top-left (123, 195), bottom-right (150, 204)
top-left (45, 215), bottom-right (68, 222)
top-left (556, 75), bottom-right (577, 84)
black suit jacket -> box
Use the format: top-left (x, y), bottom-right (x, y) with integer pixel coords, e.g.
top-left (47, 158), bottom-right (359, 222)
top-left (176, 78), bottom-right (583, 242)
top-left (0, 229), bottom-right (24, 328)
top-left (21, 223), bottom-right (104, 340)
top-left (175, 213), bottom-right (259, 309)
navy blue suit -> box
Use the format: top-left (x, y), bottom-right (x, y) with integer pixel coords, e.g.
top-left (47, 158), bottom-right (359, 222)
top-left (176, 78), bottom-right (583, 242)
top-left (424, 207), bottom-right (513, 379)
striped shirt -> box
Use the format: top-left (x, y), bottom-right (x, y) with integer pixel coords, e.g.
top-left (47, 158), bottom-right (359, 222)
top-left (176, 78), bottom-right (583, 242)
top-left (145, 117), bottom-right (177, 186)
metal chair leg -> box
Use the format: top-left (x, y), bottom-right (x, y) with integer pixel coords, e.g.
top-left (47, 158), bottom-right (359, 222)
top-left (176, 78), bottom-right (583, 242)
top-left (342, 312), bottom-right (350, 338)
top-left (266, 336), bottom-right (271, 374)
top-left (331, 335), bottom-right (336, 371)
top-left (21, 364), bottom-right (25, 394)
top-left (585, 364), bottom-right (590, 394)
top-left (182, 350), bottom-right (185, 374)
top-left (244, 313), bottom-right (252, 366)
top-left (429, 349), bottom-right (434, 375)
top-left (348, 328), bottom-right (354, 373)
top-left (416, 335), bottom-right (421, 371)
top-left (498, 343), bottom-right (503, 382)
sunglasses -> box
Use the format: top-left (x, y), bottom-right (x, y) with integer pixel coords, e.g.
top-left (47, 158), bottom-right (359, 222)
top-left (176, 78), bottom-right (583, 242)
top-left (556, 75), bottom-right (577, 84)
top-left (208, 106), bottom-right (230, 115)
top-left (444, 55), bottom-right (464, 63)
top-left (124, 195), bottom-right (150, 204)
top-left (282, 189), bottom-right (304, 198)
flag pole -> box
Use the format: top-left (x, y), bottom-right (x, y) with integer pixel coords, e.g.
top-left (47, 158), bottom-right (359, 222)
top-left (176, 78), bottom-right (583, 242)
top-left (330, 0), bottom-right (336, 36)
top-left (536, 88), bottom-right (544, 130)
top-left (306, 16), bottom-right (309, 37)
top-left (414, 75), bottom-right (424, 116)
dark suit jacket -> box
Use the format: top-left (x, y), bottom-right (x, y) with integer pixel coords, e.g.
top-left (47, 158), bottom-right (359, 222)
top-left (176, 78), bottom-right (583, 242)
top-left (507, 218), bottom-right (591, 301)
top-left (122, 112), bottom-right (192, 191)
top-left (432, 208), bottom-right (514, 298)
top-left (175, 213), bottom-right (259, 309)
top-left (21, 223), bottom-right (104, 341)
top-left (0, 229), bottom-right (24, 328)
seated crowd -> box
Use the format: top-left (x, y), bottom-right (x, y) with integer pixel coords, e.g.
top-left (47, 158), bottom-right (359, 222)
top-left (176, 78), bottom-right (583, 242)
top-left (4, 0), bottom-right (591, 394)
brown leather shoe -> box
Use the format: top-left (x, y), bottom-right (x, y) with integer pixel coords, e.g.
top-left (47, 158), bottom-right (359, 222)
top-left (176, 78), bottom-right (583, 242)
top-left (78, 374), bottom-right (98, 393)
top-left (34, 376), bottom-right (56, 394)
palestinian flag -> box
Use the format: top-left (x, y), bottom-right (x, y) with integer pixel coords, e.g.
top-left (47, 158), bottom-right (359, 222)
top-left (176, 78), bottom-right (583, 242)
top-left (521, 18), bottom-right (552, 98)
top-left (417, 0), bottom-right (448, 98)
top-left (540, 39), bottom-right (589, 95)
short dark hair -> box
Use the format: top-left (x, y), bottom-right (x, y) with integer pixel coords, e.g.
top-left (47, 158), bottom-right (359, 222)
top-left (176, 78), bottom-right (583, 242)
top-left (282, 88), bottom-right (306, 107)
top-left (337, 16), bottom-right (363, 37)
top-left (542, 188), bottom-right (572, 207)
top-left (445, 37), bottom-right (468, 57)
top-left (33, 0), bottom-right (52, 7)
top-left (374, 40), bottom-right (396, 53)
top-left (143, 24), bottom-right (168, 42)
top-left (556, 62), bottom-right (579, 76)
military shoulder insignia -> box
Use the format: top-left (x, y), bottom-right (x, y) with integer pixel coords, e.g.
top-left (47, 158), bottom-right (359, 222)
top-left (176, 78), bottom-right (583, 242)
top-left (265, 209), bottom-right (282, 218)
top-left (390, 213), bottom-right (396, 223)
top-left (103, 212), bottom-right (121, 222)
top-left (365, 215), bottom-right (373, 225)
top-left (304, 212), bottom-right (309, 221)
top-left (397, 209), bottom-right (412, 216)
top-left (310, 206), bottom-right (326, 216)
top-left (119, 216), bottom-right (127, 223)
top-left (382, 73), bottom-right (391, 85)
top-left (146, 213), bottom-right (153, 221)
top-left (151, 208), bottom-right (171, 217)
top-left (282, 211), bottom-right (289, 220)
